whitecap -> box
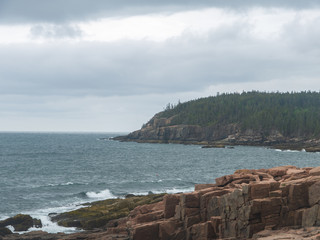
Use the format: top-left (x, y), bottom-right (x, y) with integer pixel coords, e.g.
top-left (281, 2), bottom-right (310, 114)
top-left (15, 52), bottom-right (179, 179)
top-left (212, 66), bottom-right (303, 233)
top-left (47, 182), bottom-right (86, 187)
top-left (275, 149), bottom-right (301, 153)
top-left (47, 182), bottom-right (73, 187)
top-left (18, 202), bottom-right (88, 234)
top-left (15, 215), bottom-right (79, 234)
top-left (86, 189), bottom-right (117, 199)
top-left (0, 215), bottom-right (9, 221)
top-left (283, 150), bottom-right (300, 153)
top-left (130, 187), bottom-right (194, 196)
top-left (61, 182), bottom-right (74, 186)
top-left (6, 225), bottom-right (14, 232)
top-left (162, 187), bottom-right (194, 194)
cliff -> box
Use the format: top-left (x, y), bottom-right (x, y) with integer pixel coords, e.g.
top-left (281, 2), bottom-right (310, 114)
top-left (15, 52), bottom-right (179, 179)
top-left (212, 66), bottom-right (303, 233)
top-left (114, 117), bottom-right (320, 151)
top-left (114, 119), bottom-right (288, 145)
top-left (4, 165), bottom-right (320, 239)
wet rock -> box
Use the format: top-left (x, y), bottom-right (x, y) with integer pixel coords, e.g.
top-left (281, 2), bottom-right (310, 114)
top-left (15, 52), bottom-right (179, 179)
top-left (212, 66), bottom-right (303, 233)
top-left (0, 228), bottom-right (12, 237)
top-left (0, 214), bottom-right (42, 232)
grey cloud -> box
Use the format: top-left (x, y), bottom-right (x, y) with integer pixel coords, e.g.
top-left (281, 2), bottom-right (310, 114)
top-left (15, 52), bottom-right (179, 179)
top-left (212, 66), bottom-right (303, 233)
top-left (0, 0), bottom-right (319, 24)
top-left (30, 24), bottom-right (82, 39)
top-left (281, 16), bottom-right (320, 54)
top-left (0, 19), bottom-right (319, 98)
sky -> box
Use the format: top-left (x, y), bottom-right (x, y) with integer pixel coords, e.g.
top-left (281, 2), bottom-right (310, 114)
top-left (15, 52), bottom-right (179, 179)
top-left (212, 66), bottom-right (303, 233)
top-left (1, 0), bottom-right (320, 132)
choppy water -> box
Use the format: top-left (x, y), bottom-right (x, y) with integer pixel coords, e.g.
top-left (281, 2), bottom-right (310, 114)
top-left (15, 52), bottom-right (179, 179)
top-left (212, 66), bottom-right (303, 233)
top-left (0, 132), bottom-right (319, 233)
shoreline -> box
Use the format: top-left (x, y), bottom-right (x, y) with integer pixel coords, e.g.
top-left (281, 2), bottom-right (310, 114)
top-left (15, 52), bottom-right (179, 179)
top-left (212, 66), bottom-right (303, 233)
top-left (3, 165), bottom-right (320, 239)
top-left (0, 187), bottom-right (195, 235)
top-left (112, 136), bottom-right (320, 152)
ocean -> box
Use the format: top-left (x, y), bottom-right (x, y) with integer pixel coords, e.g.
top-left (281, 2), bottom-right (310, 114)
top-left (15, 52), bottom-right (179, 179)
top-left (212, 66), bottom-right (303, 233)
top-left (0, 132), bottom-right (319, 233)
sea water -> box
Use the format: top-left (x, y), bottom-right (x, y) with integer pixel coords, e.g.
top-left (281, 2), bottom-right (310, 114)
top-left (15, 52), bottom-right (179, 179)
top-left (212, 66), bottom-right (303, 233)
top-left (0, 132), bottom-right (319, 233)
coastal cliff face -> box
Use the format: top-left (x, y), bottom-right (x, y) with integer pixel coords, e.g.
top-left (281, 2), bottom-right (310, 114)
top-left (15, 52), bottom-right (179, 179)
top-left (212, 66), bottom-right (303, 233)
top-left (5, 165), bottom-right (320, 240)
top-left (114, 116), bottom-right (320, 152)
top-left (114, 116), bottom-right (288, 145)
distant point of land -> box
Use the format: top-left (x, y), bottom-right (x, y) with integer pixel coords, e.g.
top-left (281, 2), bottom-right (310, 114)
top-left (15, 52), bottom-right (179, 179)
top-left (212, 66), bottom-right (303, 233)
top-left (114, 91), bottom-right (320, 151)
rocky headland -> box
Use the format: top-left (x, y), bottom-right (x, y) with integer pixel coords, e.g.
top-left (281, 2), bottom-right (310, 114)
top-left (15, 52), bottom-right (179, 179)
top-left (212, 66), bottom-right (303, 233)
top-left (3, 165), bottom-right (320, 239)
top-left (113, 92), bottom-right (320, 151)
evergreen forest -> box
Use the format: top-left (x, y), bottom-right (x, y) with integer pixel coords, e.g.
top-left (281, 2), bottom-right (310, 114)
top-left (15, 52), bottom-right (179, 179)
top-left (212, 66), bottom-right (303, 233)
top-left (154, 91), bottom-right (320, 137)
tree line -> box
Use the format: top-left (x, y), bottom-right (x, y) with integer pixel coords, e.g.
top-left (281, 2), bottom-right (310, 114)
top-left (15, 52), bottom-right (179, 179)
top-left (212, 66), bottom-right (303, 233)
top-left (155, 91), bottom-right (320, 137)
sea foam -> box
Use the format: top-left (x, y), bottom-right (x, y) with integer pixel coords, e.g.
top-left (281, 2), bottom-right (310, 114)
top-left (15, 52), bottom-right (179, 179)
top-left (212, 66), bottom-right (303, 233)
top-left (86, 189), bottom-right (117, 199)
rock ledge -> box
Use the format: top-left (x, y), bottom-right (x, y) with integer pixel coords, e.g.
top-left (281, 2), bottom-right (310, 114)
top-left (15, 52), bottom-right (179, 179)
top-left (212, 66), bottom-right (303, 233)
top-left (4, 166), bottom-right (320, 239)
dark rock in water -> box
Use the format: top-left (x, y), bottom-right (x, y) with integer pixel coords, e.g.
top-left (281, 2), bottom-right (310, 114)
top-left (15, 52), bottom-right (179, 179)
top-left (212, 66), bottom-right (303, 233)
top-left (202, 144), bottom-right (225, 148)
top-left (32, 219), bottom-right (42, 229)
top-left (0, 214), bottom-right (42, 232)
top-left (0, 227), bottom-right (12, 236)
top-left (48, 213), bottom-right (58, 217)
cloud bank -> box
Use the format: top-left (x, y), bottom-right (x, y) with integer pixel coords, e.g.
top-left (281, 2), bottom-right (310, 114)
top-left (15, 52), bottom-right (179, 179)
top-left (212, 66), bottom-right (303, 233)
top-left (0, 3), bottom-right (319, 131)
top-left (0, 0), bottom-right (319, 23)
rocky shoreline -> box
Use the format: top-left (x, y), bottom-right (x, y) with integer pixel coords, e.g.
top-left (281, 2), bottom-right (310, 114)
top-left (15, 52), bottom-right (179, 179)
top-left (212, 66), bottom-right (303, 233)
top-left (112, 116), bottom-right (320, 152)
top-left (3, 165), bottom-right (320, 239)
top-left (113, 130), bottom-right (320, 153)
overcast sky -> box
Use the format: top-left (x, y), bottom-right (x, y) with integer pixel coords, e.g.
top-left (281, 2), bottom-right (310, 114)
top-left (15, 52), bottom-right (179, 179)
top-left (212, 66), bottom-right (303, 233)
top-left (1, 0), bottom-right (320, 132)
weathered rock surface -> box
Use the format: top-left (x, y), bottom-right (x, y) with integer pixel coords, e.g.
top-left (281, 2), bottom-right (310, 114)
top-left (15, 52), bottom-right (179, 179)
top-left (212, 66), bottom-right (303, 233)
top-left (101, 165), bottom-right (320, 239)
top-left (6, 165), bottom-right (320, 239)
top-left (113, 122), bottom-right (277, 145)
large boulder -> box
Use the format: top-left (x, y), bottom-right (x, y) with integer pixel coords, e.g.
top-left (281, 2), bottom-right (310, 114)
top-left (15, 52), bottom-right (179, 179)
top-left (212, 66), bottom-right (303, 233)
top-left (0, 214), bottom-right (42, 232)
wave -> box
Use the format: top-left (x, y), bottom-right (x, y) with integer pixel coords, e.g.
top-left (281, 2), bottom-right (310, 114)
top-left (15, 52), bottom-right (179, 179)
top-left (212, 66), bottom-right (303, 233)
top-left (129, 186), bottom-right (194, 196)
top-left (48, 182), bottom-right (75, 187)
top-left (275, 149), bottom-right (304, 153)
top-left (86, 189), bottom-right (117, 199)
top-left (18, 203), bottom-right (86, 234)
top-left (32, 182), bottom-right (89, 189)
top-left (17, 215), bottom-right (79, 234)
top-left (8, 186), bottom-right (194, 234)
top-left (13, 189), bottom-right (116, 234)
